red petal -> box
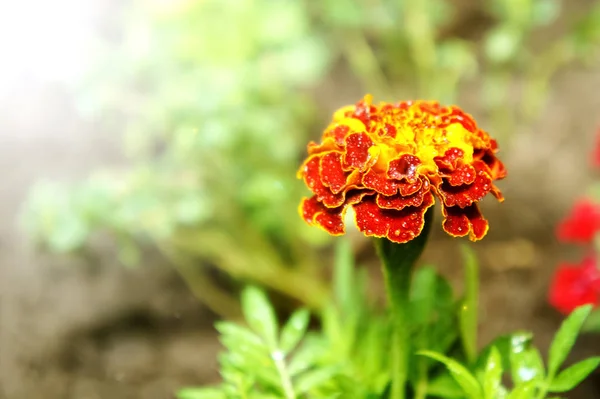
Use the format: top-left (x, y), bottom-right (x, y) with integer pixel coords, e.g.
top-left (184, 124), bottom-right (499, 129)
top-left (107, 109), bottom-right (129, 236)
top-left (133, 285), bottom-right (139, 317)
top-left (376, 178), bottom-right (430, 210)
top-left (474, 148), bottom-right (507, 181)
top-left (556, 199), bottom-right (600, 243)
top-left (434, 148), bottom-right (465, 171)
top-left (442, 203), bottom-right (489, 241)
top-left (388, 154), bottom-right (421, 183)
top-left (353, 192), bottom-right (435, 243)
top-left (343, 132), bottom-right (374, 170)
top-left (320, 152), bottom-right (347, 194)
top-left (362, 169), bottom-right (400, 196)
top-left (437, 168), bottom-right (492, 208)
top-left (446, 163), bottom-right (477, 186)
top-left (326, 124), bottom-right (351, 146)
top-left (549, 257), bottom-right (600, 314)
top-left (301, 155), bottom-right (344, 208)
top-left (299, 196), bottom-right (345, 235)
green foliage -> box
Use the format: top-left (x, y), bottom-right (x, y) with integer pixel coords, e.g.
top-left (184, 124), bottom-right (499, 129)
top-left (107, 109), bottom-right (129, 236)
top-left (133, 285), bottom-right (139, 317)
top-left (181, 244), bottom-right (599, 399)
top-left (421, 304), bottom-right (599, 399)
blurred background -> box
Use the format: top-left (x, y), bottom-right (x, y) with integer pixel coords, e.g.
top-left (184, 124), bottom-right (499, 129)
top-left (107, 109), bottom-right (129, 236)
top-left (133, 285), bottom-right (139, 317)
top-left (2, 0), bottom-right (600, 397)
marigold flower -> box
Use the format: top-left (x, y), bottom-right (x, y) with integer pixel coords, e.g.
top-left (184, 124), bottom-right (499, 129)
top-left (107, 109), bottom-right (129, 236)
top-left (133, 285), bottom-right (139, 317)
top-left (556, 199), bottom-right (600, 244)
top-left (549, 256), bottom-right (600, 314)
top-left (298, 95), bottom-right (506, 243)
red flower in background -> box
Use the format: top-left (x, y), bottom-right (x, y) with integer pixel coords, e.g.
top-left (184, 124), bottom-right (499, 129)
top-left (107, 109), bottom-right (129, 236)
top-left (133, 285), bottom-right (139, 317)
top-left (556, 199), bottom-right (600, 244)
top-left (549, 256), bottom-right (600, 314)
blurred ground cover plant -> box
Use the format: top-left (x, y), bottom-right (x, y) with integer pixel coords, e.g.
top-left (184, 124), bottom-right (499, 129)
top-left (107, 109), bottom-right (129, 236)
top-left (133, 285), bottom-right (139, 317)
top-left (180, 96), bottom-right (600, 398)
top-left (21, 0), bottom-right (600, 316)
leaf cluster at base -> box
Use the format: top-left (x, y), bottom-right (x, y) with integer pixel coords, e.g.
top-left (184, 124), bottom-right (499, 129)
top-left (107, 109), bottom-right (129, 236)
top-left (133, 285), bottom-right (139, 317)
top-left (178, 242), bottom-right (599, 399)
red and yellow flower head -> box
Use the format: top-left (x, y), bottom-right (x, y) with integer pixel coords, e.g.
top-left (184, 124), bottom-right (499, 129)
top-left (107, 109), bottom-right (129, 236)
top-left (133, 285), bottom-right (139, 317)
top-left (298, 95), bottom-right (506, 243)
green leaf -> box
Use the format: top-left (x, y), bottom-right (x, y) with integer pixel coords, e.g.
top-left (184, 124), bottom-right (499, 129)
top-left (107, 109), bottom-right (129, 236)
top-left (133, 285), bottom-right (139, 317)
top-left (506, 333), bottom-right (545, 385)
top-left (217, 322), bottom-right (270, 367)
top-left (294, 365), bottom-right (340, 394)
top-left (506, 381), bottom-right (536, 399)
top-left (483, 347), bottom-right (504, 399)
top-left (280, 308), bottom-right (310, 354)
top-left (426, 372), bottom-right (465, 398)
top-left (216, 322), bottom-right (264, 348)
top-left (418, 351), bottom-right (482, 399)
top-left (176, 387), bottom-right (226, 399)
top-left (288, 335), bottom-right (327, 376)
top-left (548, 357), bottom-right (600, 392)
top-left (241, 286), bottom-right (279, 348)
top-left (548, 305), bottom-right (592, 376)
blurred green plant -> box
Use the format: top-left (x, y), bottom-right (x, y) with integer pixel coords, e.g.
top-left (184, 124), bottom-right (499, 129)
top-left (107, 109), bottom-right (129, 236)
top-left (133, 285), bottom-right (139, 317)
top-left (22, 0), bottom-right (336, 318)
top-left (178, 240), bottom-right (599, 399)
top-left (316, 0), bottom-right (600, 138)
top-left (21, 0), bottom-right (600, 317)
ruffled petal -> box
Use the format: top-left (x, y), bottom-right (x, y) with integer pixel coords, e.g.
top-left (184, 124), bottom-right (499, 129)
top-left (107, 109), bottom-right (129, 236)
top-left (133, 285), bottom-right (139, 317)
top-left (343, 132), bottom-right (374, 170)
top-left (442, 203), bottom-right (488, 241)
top-left (376, 178), bottom-right (430, 210)
top-left (362, 169), bottom-right (400, 196)
top-left (300, 155), bottom-right (344, 208)
top-left (387, 154), bottom-right (421, 183)
top-left (474, 147), bottom-right (506, 181)
top-left (299, 196), bottom-right (345, 235)
top-left (353, 191), bottom-right (434, 243)
top-left (436, 167), bottom-right (492, 208)
top-left (320, 152), bottom-right (347, 194)
top-left (445, 163), bottom-right (477, 186)
top-left (434, 147), bottom-right (466, 171)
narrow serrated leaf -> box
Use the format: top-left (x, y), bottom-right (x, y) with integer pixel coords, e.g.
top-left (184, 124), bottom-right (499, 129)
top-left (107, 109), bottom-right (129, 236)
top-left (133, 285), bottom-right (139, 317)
top-left (216, 322), bottom-right (264, 348)
top-left (241, 286), bottom-right (279, 348)
top-left (280, 308), bottom-right (310, 354)
top-left (548, 357), bottom-right (600, 392)
top-left (418, 351), bottom-right (482, 399)
top-left (548, 305), bottom-right (592, 376)
top-left (288, 336), bottom-right (326, 376)
top-left (294, 365), bottom-right (340, 394)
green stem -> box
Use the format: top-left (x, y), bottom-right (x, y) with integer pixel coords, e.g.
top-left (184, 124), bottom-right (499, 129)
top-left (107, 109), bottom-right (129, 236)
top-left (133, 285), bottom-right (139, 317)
top-left (272, 350), bottom-right (296, 399)
top-left (460, 245), bottom-right (479, 365)
top-left (375, 208), bottom-right (434, 399)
